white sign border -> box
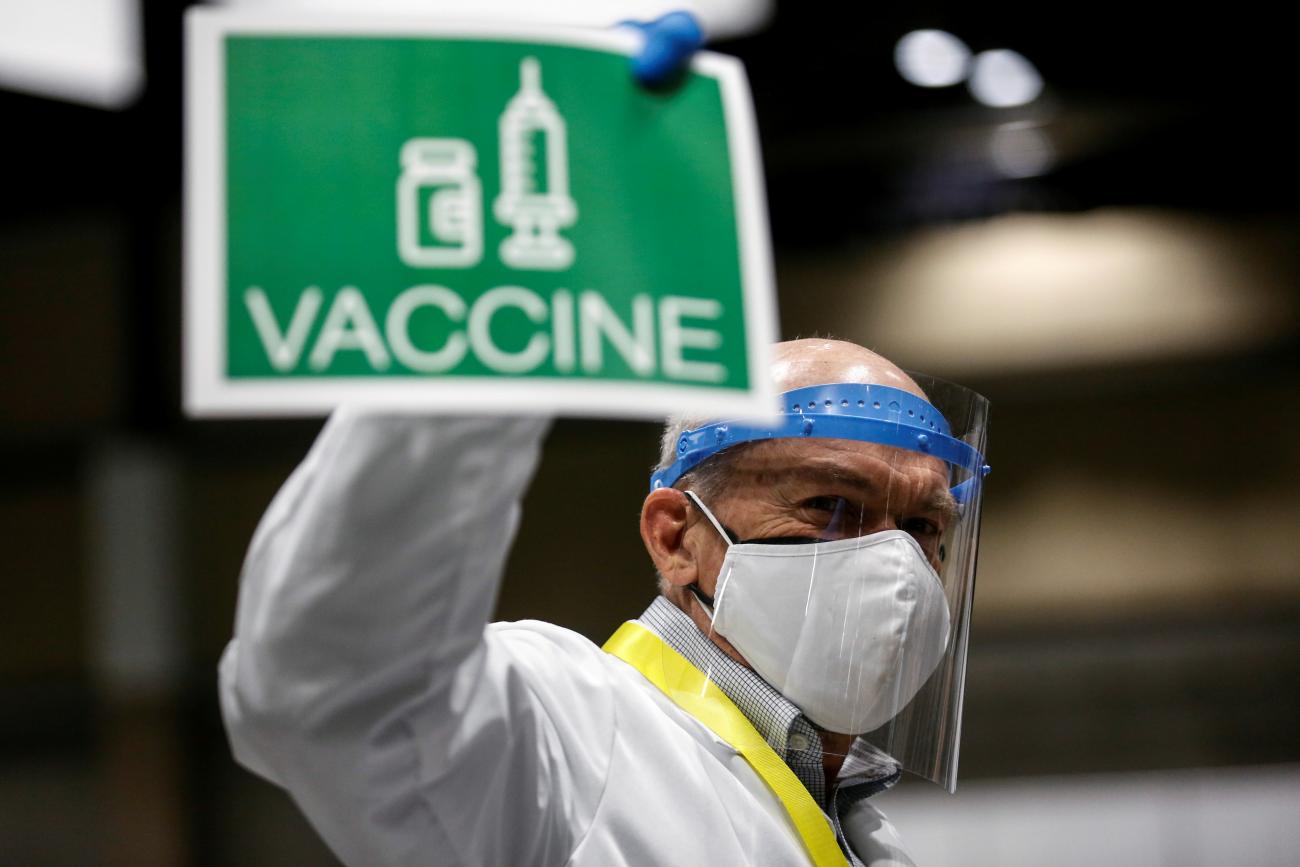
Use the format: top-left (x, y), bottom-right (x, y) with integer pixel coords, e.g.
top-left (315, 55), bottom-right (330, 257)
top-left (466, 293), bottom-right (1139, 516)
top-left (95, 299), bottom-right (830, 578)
top-left (184, 8), bottom-right (779, 420)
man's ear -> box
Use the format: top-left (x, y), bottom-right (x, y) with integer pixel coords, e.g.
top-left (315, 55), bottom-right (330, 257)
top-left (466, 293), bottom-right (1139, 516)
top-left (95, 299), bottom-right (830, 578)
top-left (640, 488), bottom-right (699, 588)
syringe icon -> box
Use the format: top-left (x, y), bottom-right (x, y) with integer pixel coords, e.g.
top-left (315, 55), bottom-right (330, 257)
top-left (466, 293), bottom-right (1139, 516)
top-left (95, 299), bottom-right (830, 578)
top-left (495, 57), bottom-right (578, 270)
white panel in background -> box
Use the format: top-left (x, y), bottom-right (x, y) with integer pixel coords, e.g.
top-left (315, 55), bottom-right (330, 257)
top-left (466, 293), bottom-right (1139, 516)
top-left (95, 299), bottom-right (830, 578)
top-left (210, 0), bottom-right (774, 40)
top-left (874, 765), bottom-right (1300, 867)
top-left (0, 0), bottom-right (143, 109)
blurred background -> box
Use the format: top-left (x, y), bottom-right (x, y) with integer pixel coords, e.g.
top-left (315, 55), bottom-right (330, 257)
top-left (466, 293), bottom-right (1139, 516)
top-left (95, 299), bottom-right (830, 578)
top-left (2, 1), bottom-right (1297, 865)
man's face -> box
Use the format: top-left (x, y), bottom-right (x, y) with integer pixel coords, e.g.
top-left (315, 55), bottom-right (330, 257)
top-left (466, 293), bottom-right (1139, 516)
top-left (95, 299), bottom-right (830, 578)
top-left (690, 438), bottom-right (957, 600)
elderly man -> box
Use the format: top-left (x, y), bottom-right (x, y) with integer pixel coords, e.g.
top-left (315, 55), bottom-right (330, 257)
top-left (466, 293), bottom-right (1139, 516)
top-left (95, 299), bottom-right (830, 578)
top-left (220, 338), bottom-right (991, 866)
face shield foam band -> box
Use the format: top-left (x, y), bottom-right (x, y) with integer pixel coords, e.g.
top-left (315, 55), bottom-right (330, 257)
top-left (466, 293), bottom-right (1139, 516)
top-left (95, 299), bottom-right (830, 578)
top-left (650, 383), bottom-right (991, 497)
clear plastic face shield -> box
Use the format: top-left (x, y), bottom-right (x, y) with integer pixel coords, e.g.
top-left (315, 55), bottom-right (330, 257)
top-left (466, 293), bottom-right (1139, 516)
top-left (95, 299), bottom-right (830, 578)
top-left (650, 377), bottom-right (990, 793)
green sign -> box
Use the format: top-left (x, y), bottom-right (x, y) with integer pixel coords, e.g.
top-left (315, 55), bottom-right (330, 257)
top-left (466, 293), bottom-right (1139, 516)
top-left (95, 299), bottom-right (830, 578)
top-left (185, 10), bottom-right (777, 418)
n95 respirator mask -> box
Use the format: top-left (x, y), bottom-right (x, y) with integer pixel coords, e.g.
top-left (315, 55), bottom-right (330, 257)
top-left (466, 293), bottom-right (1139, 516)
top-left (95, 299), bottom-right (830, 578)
top-left (685, 491), bottom-right (952, 736)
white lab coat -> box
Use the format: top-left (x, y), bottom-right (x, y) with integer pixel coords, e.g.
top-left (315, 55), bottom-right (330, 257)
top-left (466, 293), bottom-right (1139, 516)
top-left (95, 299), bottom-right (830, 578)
top-left (220, 410), bottom-right (916, 866)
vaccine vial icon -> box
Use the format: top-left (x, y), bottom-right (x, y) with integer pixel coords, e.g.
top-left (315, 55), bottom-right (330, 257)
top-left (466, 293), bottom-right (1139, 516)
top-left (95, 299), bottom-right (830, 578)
top-left (495, 57), bottom-right (578, 270)
top-left (397, 138), bottom-right (484, 268)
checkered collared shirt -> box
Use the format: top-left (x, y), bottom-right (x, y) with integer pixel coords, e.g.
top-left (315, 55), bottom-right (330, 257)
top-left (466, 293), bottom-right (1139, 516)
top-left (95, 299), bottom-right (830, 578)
top-left (638, 596), bottom-right (901, 867)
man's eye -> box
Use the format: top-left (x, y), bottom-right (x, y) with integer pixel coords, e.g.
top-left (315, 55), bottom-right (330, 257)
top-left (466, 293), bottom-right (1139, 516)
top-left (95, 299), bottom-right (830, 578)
top-left (902, 517), bottom-right (940, 536)
top-left (803, 496), bottom-right (845, 513)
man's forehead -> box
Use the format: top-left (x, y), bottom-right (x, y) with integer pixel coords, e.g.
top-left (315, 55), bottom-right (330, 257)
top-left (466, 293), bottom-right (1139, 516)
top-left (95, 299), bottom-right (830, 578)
top-left (727, 438), bottom-right (949, 484)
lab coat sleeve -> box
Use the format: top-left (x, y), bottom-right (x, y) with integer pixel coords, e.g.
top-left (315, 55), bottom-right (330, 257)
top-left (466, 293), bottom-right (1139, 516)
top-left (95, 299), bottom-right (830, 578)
top-left (218, 409), bottom-right (597, 866)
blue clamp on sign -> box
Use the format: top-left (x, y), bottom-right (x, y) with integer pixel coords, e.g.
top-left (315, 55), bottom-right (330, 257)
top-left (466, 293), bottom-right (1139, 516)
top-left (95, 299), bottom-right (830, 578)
top-left (649, 383), bottom-right (990, 494)
top-left (621, 11), bottom-right (706, 87)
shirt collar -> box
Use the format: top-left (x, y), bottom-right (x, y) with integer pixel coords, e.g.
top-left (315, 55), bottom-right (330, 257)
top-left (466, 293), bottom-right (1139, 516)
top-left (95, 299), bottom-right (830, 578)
top-left (636, 596), bottom-right (900, 807)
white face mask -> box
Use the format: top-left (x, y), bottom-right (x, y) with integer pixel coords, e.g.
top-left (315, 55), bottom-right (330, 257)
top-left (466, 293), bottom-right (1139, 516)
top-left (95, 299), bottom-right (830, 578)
top-left (685, 491), bottom-right (952, 735)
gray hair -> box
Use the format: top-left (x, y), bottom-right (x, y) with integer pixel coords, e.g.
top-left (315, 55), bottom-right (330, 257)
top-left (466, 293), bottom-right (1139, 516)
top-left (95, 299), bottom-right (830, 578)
top-left (653, 413), bottom-right (752, 505)
top-left (650, 413), bottom-right (742, 595)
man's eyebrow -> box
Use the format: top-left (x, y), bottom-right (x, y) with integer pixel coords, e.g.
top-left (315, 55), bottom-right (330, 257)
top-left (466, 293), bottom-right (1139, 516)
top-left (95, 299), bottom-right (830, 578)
top-left (754, 461), bottom-right (960, 518)
top-left (926, 489), bottom-right (961, 521)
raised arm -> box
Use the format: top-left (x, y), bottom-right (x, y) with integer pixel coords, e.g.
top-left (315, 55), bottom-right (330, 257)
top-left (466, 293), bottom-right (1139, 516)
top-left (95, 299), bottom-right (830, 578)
top-left (219, 410), bottom-right (572, 865)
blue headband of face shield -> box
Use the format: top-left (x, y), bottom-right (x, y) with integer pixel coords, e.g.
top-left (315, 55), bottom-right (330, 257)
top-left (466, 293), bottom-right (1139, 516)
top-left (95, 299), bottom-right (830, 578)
top-left (650, 383), bottom-right (991, 502)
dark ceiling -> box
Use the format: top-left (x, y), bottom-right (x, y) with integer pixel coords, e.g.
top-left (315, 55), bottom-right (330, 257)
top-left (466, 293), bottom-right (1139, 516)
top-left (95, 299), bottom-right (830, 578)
top-left (720, 5), bottom-right (1296, 238)
top-left (3, 4), bottom-right (1294, 226)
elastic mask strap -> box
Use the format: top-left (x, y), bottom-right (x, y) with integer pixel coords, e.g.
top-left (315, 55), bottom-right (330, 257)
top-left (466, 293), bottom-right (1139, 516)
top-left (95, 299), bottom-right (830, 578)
top-left (682, 490), bottom-right (733, 617)
top-left (683, 490), bottom-right (734, 547)
top-left (687, 583), bottom-right (716, 614)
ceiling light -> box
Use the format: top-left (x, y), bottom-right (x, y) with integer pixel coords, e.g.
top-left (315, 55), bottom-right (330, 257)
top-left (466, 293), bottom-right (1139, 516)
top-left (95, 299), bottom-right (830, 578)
top-left (894, 29), bottom-right (971, 88)
top-left (968, 49), bottom-right (1042, 107)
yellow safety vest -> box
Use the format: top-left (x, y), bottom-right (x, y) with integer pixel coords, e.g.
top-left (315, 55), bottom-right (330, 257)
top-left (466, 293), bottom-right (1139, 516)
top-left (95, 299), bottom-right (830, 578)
top-left (603, 621), bottom-right (851, 867)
